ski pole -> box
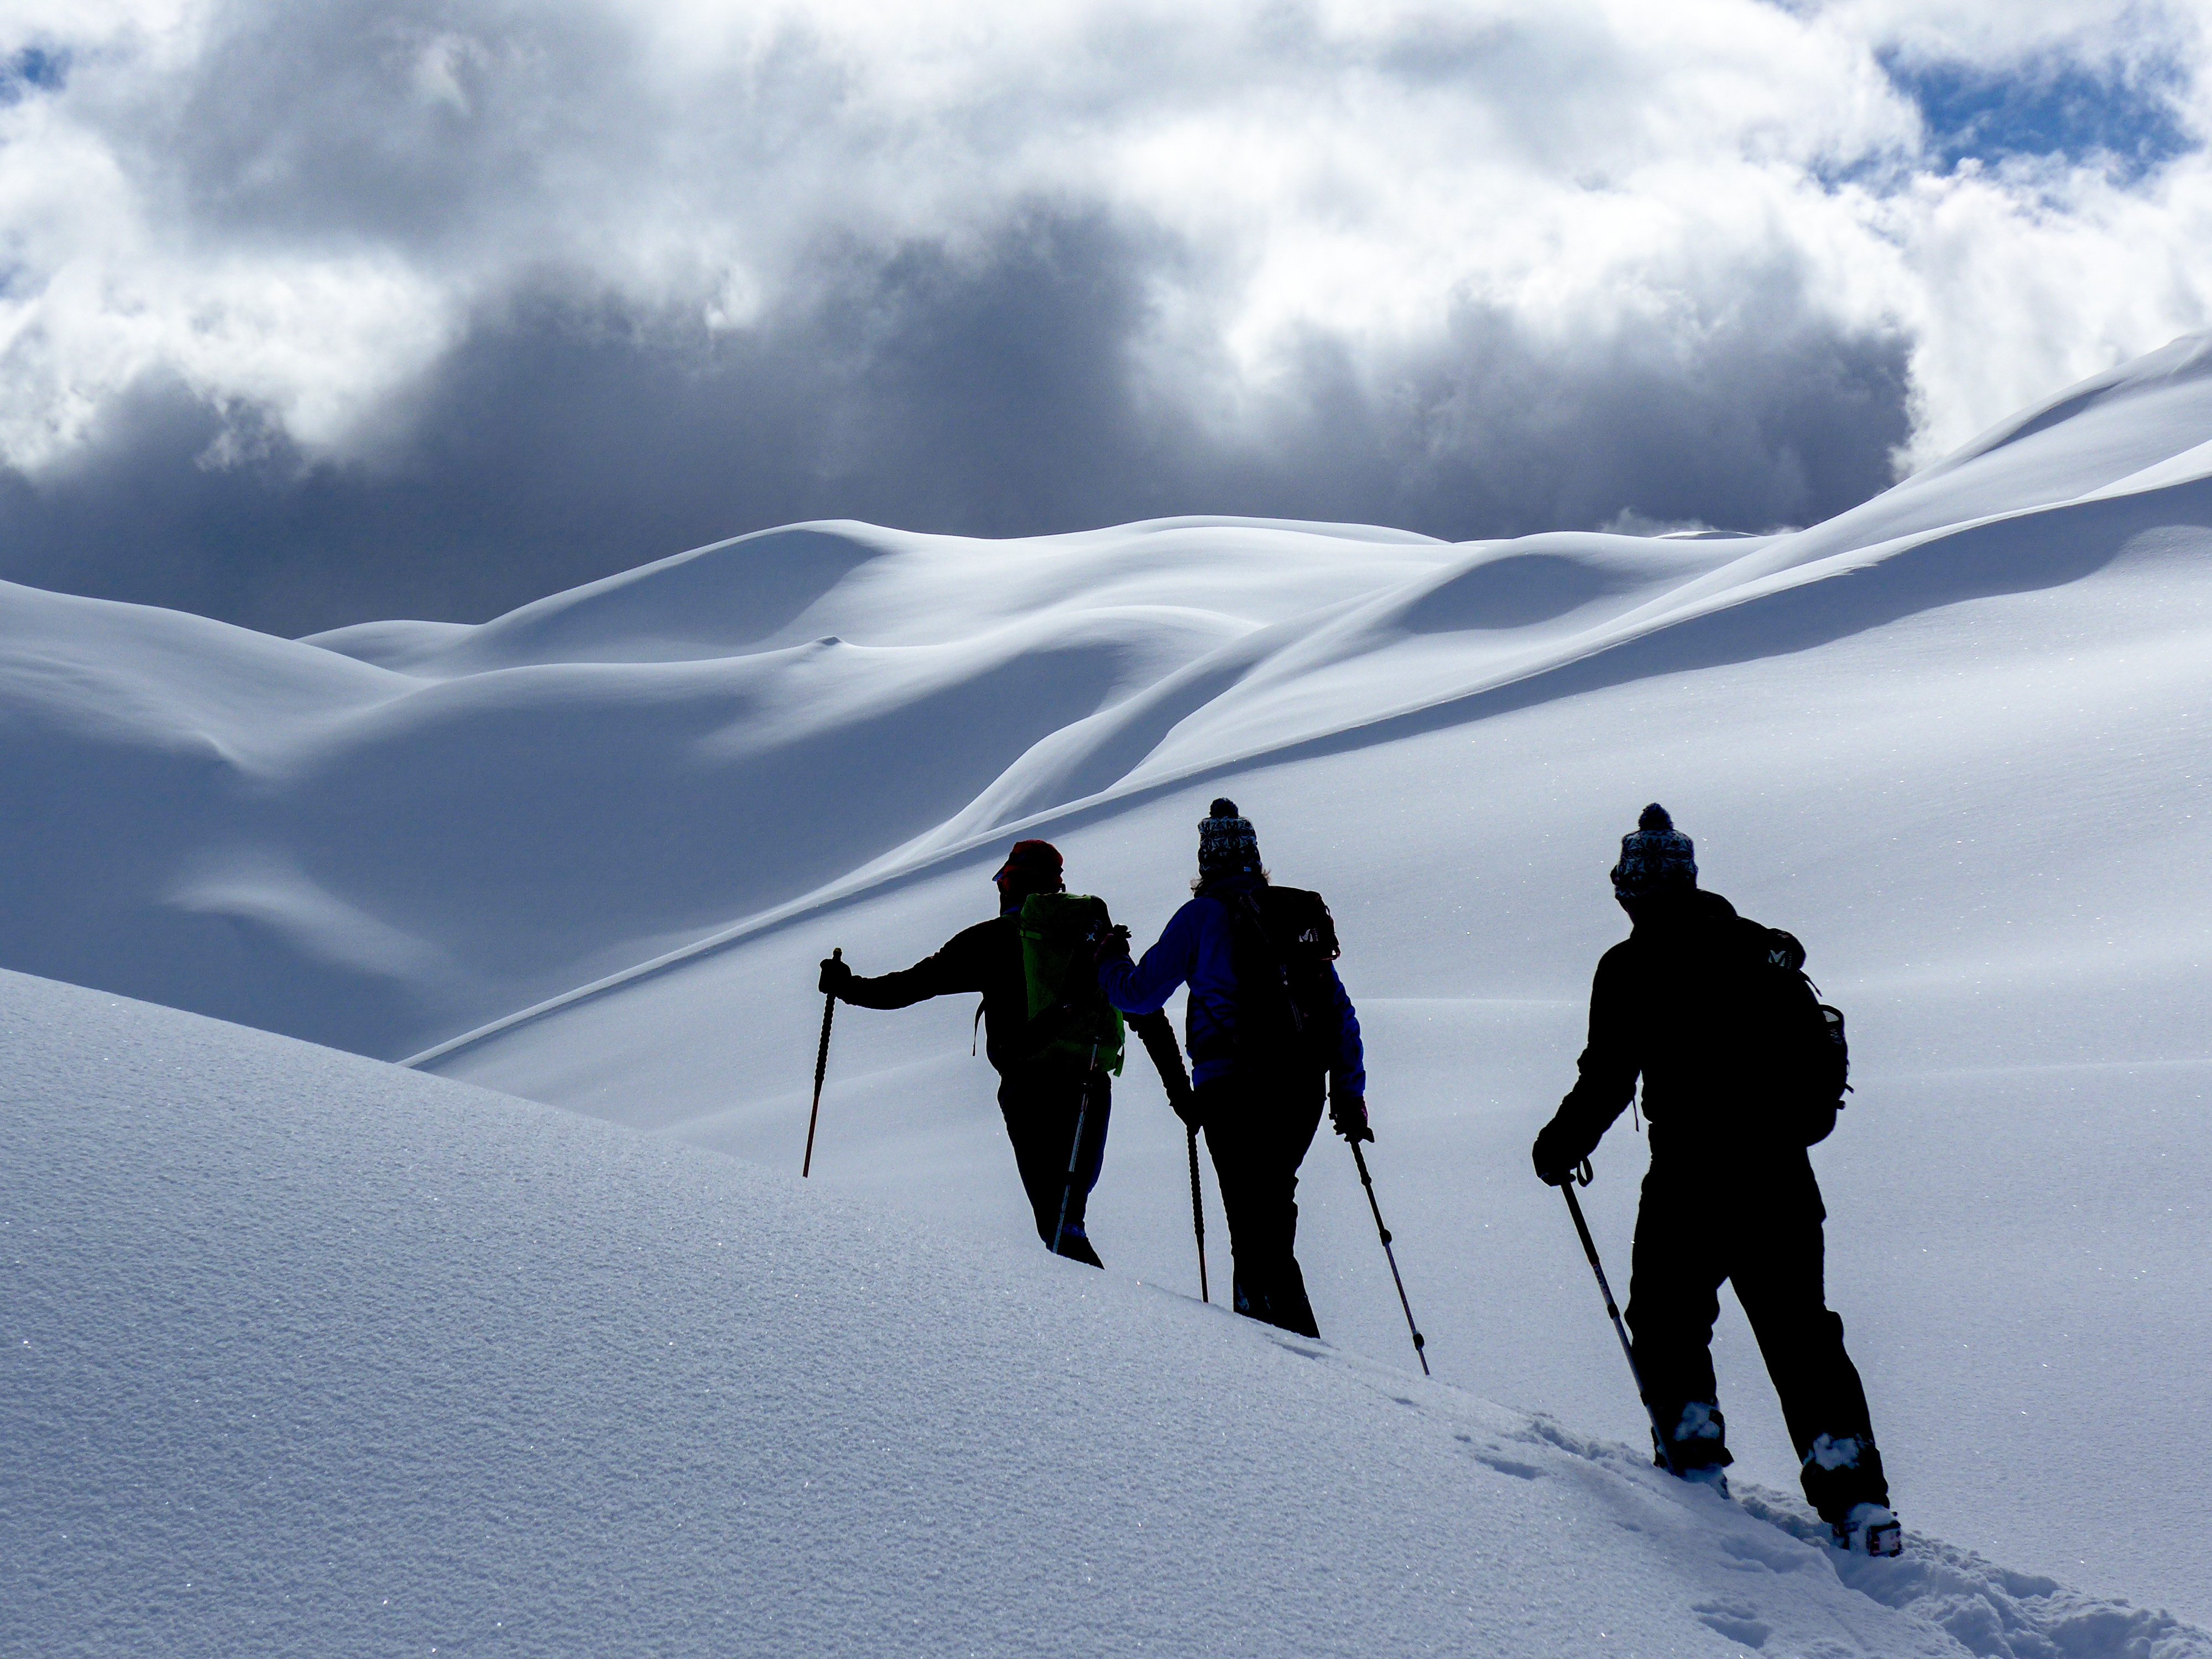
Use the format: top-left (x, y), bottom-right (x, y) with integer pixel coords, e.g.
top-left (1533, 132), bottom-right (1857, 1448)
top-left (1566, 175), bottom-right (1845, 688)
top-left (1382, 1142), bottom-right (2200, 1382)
top-left (1559, 1160), bottom-right (1676, 1474)
top-left (1128, 1010), bottom-right (1205, 1300)
top-left (1052, 1045), bottom-right (1100, 1256)
top-left (1349, 1141), bottom-right (1428, 1375)
top-left (1187, 1125), bottom-right (1209, 1303)
top-left (802, 948), bottom-right (839, 1178)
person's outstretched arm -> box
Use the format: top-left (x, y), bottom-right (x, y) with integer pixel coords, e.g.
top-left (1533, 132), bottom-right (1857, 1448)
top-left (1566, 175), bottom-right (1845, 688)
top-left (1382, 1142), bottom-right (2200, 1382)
top-left (828, 921), bottom-right (993, 1010)
top-left (1097, 903), bottom-right (1203, 1015)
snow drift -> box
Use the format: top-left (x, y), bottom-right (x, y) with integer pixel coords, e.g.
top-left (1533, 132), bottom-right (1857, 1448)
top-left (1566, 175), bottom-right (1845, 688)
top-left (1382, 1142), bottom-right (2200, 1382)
top-left (6, 967), bottom-right (2204, 1658)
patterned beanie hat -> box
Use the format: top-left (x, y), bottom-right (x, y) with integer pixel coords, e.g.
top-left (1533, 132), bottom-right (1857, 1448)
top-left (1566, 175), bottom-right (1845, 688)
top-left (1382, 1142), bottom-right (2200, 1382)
top-left (1610, 803), bottom-right (1697, 900)
top-left (1197, 798), bottom-right (1261, 880)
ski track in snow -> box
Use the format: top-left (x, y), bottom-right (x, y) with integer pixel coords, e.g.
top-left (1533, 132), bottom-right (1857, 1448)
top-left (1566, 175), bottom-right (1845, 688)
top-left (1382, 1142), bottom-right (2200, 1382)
top-left (7, 338), bottom-right (2212, 1639)
top-left (5, 968), bottom-right (2206, 1659)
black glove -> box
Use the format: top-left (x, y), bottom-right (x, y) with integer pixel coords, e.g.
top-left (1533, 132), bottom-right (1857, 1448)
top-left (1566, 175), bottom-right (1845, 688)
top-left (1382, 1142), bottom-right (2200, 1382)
top-left (1129, 1009), bottom-right (1198, 1130)
top-left (1531, 1114), bottom-right (1592, 1186)
top-left (1093, 924), bottom-right (1132, 969)
top-left (817, 955), bottom-right (853, 998)
top-left (1330, 1091), bottom-right (1373, 1144)
top-left (1168, 1081), bottom-right (1203, 1134)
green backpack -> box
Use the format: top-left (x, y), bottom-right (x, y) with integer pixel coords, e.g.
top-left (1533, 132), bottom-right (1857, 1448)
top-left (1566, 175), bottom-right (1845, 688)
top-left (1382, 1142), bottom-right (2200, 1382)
top-left (1016, 893), bottom-right (1126, 1075)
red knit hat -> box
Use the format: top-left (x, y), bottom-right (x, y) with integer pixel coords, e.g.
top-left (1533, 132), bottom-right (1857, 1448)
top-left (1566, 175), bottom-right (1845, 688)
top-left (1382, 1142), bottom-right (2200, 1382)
top-left (992, 838), bottom-right (1065, 891)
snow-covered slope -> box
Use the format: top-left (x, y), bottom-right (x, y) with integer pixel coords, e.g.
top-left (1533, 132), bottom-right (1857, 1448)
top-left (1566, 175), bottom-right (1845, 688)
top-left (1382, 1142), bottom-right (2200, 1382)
top-left (6, 967), bottom-right (2204, 1658)
top-left (4, 338), bottom-right (2208, 1061)
top-left (6, 336), bottom-right (2212, 1629)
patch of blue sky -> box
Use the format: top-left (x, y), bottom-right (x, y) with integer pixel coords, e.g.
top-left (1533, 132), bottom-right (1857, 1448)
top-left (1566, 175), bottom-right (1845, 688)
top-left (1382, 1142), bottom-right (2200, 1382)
top-left (1881, 50), bottom-right (2198, 184)
top-left (1, 46), bottom-right (68, 105)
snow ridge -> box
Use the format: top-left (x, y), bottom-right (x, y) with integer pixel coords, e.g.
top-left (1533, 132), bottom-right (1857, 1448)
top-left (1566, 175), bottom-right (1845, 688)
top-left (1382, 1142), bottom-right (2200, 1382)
top-left (5, 340), bottom-right (2212, 1061)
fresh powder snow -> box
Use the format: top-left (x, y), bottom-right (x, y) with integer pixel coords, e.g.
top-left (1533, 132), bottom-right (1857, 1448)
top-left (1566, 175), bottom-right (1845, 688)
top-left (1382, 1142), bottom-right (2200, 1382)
top-left (4, 337), bottom-right (2212, 1647)
top-left (6, 968), bottom-right (2204, 1657)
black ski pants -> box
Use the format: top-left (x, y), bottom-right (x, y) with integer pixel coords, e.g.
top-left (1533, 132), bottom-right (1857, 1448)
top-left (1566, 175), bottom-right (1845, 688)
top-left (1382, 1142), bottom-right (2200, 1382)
top-left (1195, 1062), bottom-right (1325, 1338)
top-left (999, 1067), bottom-right (1112, 1267)
top-left (1626, 1148), bottom-right (1889, 1520)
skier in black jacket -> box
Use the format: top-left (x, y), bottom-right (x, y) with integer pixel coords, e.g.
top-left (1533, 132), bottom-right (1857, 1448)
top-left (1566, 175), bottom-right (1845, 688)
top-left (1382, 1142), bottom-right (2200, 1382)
top-left (1097, 800), bottom-right (1367, 1338)
top-left (819, 838), bottom-right (1166, 1269)
top-left (1531, 805), bottom-right (1901, 1557)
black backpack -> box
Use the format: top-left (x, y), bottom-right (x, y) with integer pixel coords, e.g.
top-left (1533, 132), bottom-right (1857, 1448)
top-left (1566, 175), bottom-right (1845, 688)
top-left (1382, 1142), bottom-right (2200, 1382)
top-left (1221, 886), bottom-right (1345, 1070)
top-left (1757, 928), bottom-right (1850, 1145)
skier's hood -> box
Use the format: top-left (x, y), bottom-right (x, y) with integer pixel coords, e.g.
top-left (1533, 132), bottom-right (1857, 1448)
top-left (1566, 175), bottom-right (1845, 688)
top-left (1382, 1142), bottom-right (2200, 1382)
top-left (1629, 886), bottom-right (1737, 940)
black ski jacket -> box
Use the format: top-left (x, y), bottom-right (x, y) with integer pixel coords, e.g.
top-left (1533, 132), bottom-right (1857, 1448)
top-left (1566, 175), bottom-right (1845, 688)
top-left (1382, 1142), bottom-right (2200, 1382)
top-left (840, 915), bottom-right (1035, 1077)
top-left (841, 912), bottom-right (1175, 1083)
top-left (1547, 889), bottom-right (1811, 1163)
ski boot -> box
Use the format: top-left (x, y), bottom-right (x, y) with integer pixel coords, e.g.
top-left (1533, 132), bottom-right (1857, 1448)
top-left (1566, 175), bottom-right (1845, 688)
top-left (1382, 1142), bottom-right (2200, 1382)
top-left (1833, 1502), bottom-right (1902, 1557)
top-left (1656, 1402), bottom-right (1732, 1498)
top-left (1652, 1443), bottom-right (1731, 1500)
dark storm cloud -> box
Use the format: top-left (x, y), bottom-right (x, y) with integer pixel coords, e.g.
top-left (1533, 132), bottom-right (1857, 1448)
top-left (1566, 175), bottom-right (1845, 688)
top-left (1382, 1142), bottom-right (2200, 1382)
top-left (0, 207), bottom-right (1910, 637)
top-left (1237, 283), bottom-right (1912, 544)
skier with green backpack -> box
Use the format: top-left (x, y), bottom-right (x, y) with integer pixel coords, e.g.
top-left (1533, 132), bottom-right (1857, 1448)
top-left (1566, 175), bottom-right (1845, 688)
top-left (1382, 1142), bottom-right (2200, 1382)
top-left (818, 838), bottom-right (1164, 1267)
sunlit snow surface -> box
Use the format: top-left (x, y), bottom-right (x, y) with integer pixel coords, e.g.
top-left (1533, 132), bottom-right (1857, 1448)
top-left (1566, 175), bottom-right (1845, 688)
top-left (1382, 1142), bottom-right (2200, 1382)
top-left (4, 336), bottom-right (2212, 1638)
top-left (5, 969), bottom-right (2205, 1658)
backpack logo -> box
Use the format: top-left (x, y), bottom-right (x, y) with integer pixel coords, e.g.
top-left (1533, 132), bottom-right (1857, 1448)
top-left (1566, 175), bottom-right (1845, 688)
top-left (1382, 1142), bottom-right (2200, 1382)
top-left (1760, 926), bottom-right (1846, 1145)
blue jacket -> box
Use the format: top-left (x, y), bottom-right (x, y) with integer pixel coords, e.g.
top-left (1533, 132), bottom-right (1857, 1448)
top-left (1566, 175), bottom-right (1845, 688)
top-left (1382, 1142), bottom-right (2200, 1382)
top-left (1097, 874), bottom-right (1366, 1096)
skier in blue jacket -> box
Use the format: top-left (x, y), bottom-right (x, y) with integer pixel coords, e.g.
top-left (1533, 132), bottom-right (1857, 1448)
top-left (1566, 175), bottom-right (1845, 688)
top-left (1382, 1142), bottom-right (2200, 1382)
top-left (1097, 800), bottom-right (1367, 1337)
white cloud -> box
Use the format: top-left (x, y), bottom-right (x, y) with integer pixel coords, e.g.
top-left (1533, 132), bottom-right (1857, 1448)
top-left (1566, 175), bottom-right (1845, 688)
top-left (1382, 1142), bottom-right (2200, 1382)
top-left (0, 0), bottom-right (2207, 487)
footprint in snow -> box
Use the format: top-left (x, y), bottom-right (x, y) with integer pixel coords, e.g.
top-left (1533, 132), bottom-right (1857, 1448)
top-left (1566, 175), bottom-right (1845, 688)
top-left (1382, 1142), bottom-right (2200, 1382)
top-left (1733, 1486), bottom-right (2212, 1657)
top-left (1720, 1527), bottom-right (1820, 1575)
top-left (1472, 1451), bottom-right (1544, 1481)
top-left (1691, 1597), bottom-right (1772, 1649)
